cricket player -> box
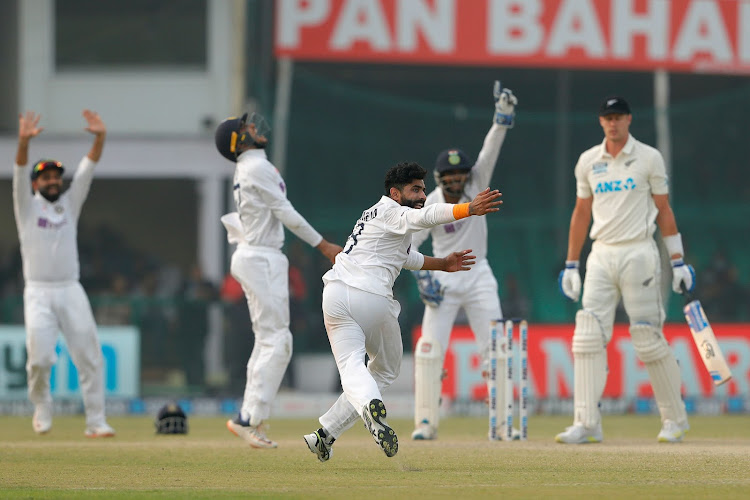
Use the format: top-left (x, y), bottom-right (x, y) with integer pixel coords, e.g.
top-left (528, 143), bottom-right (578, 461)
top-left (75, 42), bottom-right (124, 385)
top-left (556, 97), bottom-right (694, 444)
top-left (410, 81), bottom-right (518, 441)
top-left (303, 162), bottom-right (503, 462)
top-left (13, 110), bottom-right (115, 438)
top-left (215, 112), bottom-right (342, 449)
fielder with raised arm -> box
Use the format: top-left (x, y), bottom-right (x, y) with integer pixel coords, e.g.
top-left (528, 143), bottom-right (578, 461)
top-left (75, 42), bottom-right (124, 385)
top-left (13, 110), bottom-right (115, 438)
top-left (410, 81), bottom-right (518, 441)
top-left (556, 97), bottom-right (694, 444)
top-left (215, 112), bottom-right (342, 449)
top-left (303, 162), bottom-right (502, 462)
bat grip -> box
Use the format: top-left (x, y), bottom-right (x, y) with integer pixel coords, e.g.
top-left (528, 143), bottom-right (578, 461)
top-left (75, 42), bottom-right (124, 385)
top-left (680, 282), bottom-right (694, 302)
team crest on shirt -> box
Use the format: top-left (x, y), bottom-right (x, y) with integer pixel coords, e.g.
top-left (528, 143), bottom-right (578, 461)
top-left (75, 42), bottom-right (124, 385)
top-left (279, 181), bottom-right (286, 193)
top-left (54, 205), bottom-right (64, 214)
top-left (592, 162), bottom-right (608, 175)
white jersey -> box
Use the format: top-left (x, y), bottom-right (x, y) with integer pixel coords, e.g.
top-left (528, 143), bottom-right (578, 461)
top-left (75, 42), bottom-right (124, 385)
top-left (574, 134), bottom-right (669, 244)
top-left (13, 156), bottom-right (95, 283)
top-left (324, 196), bottom-right (459, 298)
top-left (232, 149), bottom-right (322, 249)
top-left (412, 124), bottom-right (507, 263)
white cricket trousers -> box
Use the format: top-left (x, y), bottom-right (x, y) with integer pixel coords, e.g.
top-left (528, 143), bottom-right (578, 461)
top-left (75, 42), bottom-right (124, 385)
top-left (24, 281), bottom-right (107, 428)
top-left (421, 259), bottom-right (502, 368)
top-left (318, 280), bottom-right (403, 438)
top-left (582, 238), bottom-right (665, 333)
top-left (231, 245), bottom-right (293, 426)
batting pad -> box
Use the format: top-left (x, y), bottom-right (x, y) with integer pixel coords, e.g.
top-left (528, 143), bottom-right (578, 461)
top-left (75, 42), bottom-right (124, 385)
top-left (572, 310), bottom-right (608, 429)
top-left (414, 336), bottom-right (443, 429)
top-left (630, 323), bottom-right (688, 426)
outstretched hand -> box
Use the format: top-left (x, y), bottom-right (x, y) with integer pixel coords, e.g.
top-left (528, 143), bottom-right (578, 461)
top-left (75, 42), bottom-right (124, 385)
top-left (83, 109), bottom-right (106, 136)
top-left (18, 112), bottom-right (43, 141)
top-left (468, 188), bottom-right (503, 216)
top-left (443, 249), bottom-right (476, 272)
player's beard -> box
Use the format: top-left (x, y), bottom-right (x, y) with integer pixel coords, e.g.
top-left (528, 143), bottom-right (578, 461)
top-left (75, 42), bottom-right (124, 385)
top-left (38, 185), bottom-right (61, 202)
top-left (401, 198), bottom-right (424, 209)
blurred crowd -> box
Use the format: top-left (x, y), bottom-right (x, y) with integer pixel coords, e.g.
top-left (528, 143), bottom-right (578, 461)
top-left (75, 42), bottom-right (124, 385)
top-left (0, 223), bottom-right (747, 394)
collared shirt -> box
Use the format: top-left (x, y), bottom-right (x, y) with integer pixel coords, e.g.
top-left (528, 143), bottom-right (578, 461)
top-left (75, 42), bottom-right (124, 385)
top-left (575, 134), bottom-right (669, 244)
top-left (232, 149), bottom-right (322, 249)
top-left (412, 123), bottom-right (507, 263)
top-left (324, 196), bottom-right (458, 298)
top-left (13, 156), bottom-right (96, 283)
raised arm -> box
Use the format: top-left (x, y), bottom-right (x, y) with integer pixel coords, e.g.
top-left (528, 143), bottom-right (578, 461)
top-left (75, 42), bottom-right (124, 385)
top-left (83, 109), bottom-right (106, 162)
top-left (16, 112), bottom-right (44, 167)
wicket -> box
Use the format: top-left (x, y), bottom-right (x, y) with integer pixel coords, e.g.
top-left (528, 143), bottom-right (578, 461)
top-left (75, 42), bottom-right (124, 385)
top-left (488, 318), bottom-right (528, 441)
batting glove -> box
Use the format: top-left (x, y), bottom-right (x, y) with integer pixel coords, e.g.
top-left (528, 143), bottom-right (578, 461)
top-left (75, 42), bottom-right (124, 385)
top-left (558, 261), bottom-right (581, 302)
top-left (412, 270), bottom-right (444, 307)
top-left (493, 81), bottom-right (517, 128)
top-left (671, 258), bottom-right (696, 294)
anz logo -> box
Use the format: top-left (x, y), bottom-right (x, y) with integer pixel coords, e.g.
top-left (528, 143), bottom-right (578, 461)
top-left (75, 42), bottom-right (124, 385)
top-left (594, 177), bottom-right (636, 194)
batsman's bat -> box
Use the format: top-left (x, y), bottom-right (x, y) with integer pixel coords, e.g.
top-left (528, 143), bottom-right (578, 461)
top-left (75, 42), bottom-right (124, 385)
top-left (681, 284), bottom-right (732, 386)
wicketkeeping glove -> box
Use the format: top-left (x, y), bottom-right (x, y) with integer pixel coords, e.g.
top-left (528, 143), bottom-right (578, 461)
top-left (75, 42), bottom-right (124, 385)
top-left (412, 270), bottom-right (444, 307)
top-left (558, 261), bottom-right (581, 302)
top-left (671, 258), bottom-right (696, 294)
top-left (493, 81), bottom-right (517, 128)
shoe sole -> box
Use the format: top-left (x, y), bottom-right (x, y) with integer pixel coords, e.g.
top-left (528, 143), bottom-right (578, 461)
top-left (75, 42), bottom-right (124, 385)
top-left (85, 432), bottom-right (115, 438)
top-left (364, 400), bottom-right (398, 457)
top-left (555, 436), bottom-right (602, 444)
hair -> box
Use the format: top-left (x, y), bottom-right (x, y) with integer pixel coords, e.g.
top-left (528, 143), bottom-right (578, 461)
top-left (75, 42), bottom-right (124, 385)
top-left (384, 162), bottom-right (426, 195)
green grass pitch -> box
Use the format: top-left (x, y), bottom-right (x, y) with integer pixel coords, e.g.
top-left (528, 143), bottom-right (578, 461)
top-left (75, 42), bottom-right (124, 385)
top-left (2, 414), bottom-right (749, 499)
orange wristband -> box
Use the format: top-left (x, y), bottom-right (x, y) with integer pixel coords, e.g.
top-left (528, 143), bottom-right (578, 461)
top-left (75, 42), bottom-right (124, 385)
top-left (452, 203), bottom-right (470, 220)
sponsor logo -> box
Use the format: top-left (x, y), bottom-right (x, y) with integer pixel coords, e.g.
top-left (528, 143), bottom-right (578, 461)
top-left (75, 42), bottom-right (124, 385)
top-left (702, 340), bottom-right (716, 359)
top-left (54, 205), bottom-right (64, 214)
top-left (592, 162), bottom-right (608, 175)
top-left (36, 217), bottom-right (67, 229)
top-left (642, 277), bottom-right (653, 287)
top-left (594, 178), bottom-right (636, 194)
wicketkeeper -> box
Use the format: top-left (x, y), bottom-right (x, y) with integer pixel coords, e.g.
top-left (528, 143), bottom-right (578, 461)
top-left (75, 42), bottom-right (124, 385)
top-left (410, 81), bottom-right (518, 441)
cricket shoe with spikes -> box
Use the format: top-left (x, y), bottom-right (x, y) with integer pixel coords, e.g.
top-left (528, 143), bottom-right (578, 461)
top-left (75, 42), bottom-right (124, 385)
top-left (362, 399), bottom-right (398, 457)
top-left (555, 423), bottom-right (603, 444)
top-left (227, 414), bottom-right (278, 449)
top-left (657, 419), bottom-right (689, 443)
top-left (303, 429), bottom-right (334, 462)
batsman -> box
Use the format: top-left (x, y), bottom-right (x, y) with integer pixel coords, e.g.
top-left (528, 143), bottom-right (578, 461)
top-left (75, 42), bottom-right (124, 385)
top-left (410, 81), bottom-right (518, 441)
top-left (556, 96), bottom-right (694, 444)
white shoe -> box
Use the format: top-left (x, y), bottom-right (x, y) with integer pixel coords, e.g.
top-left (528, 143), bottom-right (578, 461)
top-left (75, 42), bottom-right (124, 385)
top-left (555, 423), bottom-right (603, 444)
top-left (411, 420), bottom-right (437, 440)
top-left (227, 415), bottom-right (278, 449)
top-left (362, 399), bottom-right (398, 457)
top-left (303, 430), bottom-right (333, 462)
top-left (658, 419), bottom-right (689, 443)
top-left (32, 403), bottom-right (52, 434)
top-left (85, 423), bottom-right (116, 438)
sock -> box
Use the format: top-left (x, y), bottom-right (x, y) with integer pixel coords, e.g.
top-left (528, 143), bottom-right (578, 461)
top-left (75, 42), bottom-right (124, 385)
top-left (318, 427), bottom-right (335, 445)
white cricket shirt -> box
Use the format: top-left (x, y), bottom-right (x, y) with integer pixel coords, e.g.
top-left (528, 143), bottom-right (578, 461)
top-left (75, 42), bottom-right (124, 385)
top-left (575, 134), bottom-right (669, 244)
top-left (13, 156), bottom-right (95, 283)
top-left (412, 124), bottom-right (507, 262)
top-left (324, 196), bottom-right (458, 298)
top-left (233, 149), bottom-right (322, 249)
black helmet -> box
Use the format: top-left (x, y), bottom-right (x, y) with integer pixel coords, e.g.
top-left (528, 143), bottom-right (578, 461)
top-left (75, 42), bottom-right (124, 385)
top-left (30, 159), bottom-right (65, 180)
top-left (154, 403), bottom-right (188, 434)
top-left (214, 113), bottom-right (248, 162)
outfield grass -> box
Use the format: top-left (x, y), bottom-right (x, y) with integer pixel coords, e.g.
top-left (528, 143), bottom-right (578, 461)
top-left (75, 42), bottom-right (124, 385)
top-left (2, 414), bottom-right (749, 499)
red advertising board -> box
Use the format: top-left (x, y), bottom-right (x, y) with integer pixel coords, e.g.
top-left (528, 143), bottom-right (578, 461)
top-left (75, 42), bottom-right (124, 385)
top-left (412, 323), bottom-right (749, 401)
top-left (276, 0), bottom-right (750, 74)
